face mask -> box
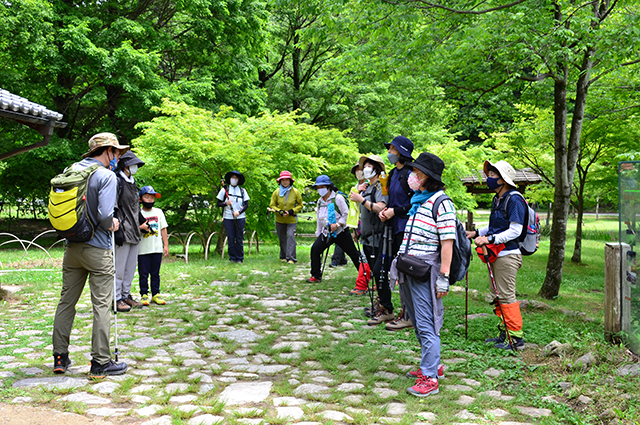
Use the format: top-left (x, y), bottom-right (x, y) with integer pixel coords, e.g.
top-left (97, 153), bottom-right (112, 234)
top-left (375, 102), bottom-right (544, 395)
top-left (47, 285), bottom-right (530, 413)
top-left (363, 167), bottom-right (376, 179)
top-left (387, 153), bottom-right (399, 165)
top-left (487, 177), bottom-right (503, 190)
top-left (109, 154), bottom-right (118, 171)
top-left (230, 178), bottom-right (239, 187)
top-left (142, 201), bottom-right (155, 209)
top-left (318, 187), bottom-right (328, 197)
top-left (129, 164), bottom-right (138, 175)
top-left (355, 170), bottom-right (364, 181)
top-left (408, 172), bottom-right (423, 191)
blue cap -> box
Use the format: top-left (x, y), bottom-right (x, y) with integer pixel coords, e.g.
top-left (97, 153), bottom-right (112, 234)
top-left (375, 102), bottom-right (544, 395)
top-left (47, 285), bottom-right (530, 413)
top-left (312, 175), bottom-right (333, 188)
top-left (139, 185), bottom-right (161, 198)
top-left (384, 136), bottom-right (414, 160)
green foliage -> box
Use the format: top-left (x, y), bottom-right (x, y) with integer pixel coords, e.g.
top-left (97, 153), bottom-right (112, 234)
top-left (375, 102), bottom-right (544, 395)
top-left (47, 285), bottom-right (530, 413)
top-left (133, 99), bottom-right (360, 239)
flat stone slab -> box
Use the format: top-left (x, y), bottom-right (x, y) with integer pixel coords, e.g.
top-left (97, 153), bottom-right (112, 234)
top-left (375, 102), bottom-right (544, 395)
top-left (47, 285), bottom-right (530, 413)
top-left (12, 377), bottom-right (88, 390)
top-left (129, 337), bottom-right (168, 348)
top-left (273, 397), bottom-right (306, 406)
top-left (92, 381), bottom-right (120, 394)
top-left (487, 408), bottom-right (510, 417)
top-left (219, 382), bottom-right (273, 404)
top-left (230, 365), bottom-right (289, 374)
top-left (444, 384), bottom-right (474, 392)
top-left (272, 341), bottom-right (309, 351)
top-left (86, 407), bottom-right (130, 417)
top-left (258, 300), bottom-right (299, 307)
top-left (294, 383), bottom-right (330, 396)
top-left (517, 406), bottom-right (553, 417)
top-left (386, 402), bottom-right (407, 415)
top-left (319, 410), bottom-right (353, 421)
top-left (456, 395), bottom-right (476, 406)
top-left (61, 392), bottom-right (111, 405)
top-left (372, 388), bottom-right (398, 398)
top-left (188, 414), bottom-right (225, 425)
top-left (336, 383), bottom-right (365, 392)
top-left (170, 341), bottom-right (198, 351)
top-left (215, 329), bottom-right (262, 343)
top-left (277, 406), bottom-right (305, 420)
top-left (170, 395), bottom-right (198, 404)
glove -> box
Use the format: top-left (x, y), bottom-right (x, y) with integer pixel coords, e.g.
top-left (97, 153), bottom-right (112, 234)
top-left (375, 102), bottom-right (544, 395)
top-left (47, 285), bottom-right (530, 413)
top-left (436, 274), bottom-right (449, 293)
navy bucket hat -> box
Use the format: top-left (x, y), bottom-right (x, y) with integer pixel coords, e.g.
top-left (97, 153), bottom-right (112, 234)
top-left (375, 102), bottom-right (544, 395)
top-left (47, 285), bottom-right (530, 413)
top-left (312, 175), bottom-right (333, 189)
top-left (384, 136), bottom-right (414, 160)
top-left (224, 171), bottom-right (245, 186)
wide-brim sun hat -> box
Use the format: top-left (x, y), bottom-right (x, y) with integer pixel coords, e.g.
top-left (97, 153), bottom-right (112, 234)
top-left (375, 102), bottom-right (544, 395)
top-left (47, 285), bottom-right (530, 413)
top-left (276, 170), bottom-right (295, 183)
top-left (225, 171), bottom-right (245, 186)
top-left (484, 160), bottom-right (516, 188)
top-left (82, 132), bottom-right (130, 158)
top-left (358, 154), bottom-right (386, 174)
top-left (139, 185), bottom-right (161, 198)
top-left (350, 160), bottom-right (361, 175)
top-left (406, 152), bottom-right (445, 185)
top-left (312, 174), bottom-right (333, 189)
top-left (383, 136), bottom-right (414, 160)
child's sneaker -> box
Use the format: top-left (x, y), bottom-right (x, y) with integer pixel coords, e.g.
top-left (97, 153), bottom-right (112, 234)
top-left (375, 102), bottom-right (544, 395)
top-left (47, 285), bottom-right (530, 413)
top-left (151, 294), bottom-right (166, 305)
top-left (406, 365), bottom-right (445, 380)
top-left (407, 376), bottom-right (439, 397)
top-left (141, 294), bottom-right (150, 306)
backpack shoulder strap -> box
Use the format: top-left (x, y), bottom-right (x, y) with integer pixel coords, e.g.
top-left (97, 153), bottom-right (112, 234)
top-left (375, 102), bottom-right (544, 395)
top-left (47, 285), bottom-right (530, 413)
top-left (398, 167), bottom-right (412, 198)
top-left (431, 193), bottom-right (451, 221)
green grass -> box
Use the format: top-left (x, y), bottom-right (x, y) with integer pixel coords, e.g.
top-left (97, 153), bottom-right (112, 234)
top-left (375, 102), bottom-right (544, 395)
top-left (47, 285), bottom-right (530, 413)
top-left (0, 223), bottom-right (639, 424)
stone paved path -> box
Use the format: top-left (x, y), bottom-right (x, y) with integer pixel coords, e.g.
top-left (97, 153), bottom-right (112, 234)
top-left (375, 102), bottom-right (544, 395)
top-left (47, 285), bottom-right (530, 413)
top-left (0, 263), bottom-right (555, 424)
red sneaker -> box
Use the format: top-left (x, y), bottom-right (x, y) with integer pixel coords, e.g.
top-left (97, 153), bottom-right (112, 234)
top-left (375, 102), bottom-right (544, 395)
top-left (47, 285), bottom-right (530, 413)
top-left (406, 364), bottom-right (444, 379)
top-left (407, 375), bottom-right (439, 397)
top-left (305, 276), bottom-right (321, 283)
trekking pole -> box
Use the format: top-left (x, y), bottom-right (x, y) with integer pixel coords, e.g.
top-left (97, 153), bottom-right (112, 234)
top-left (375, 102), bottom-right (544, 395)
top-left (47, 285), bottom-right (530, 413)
top-left (481, 245), bottom-right (516, 352)
top-left (321, 244), bottom-right (330, 277)
top-left (465, 271), bottom-right (469, 340)
top-left (112, 230), bottom-right (120, 362)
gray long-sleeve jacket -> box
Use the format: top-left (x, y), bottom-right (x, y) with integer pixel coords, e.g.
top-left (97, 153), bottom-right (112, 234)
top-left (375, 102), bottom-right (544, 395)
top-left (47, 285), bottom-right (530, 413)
top-left (70, 158), bottom-right (116, 250)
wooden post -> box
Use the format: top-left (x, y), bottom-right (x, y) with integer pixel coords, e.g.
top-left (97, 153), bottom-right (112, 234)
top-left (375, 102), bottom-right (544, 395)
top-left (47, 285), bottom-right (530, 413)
top-left (466, 210), bottom-right (474, 231)
top-left (604, 242), bottom-right (630, 343)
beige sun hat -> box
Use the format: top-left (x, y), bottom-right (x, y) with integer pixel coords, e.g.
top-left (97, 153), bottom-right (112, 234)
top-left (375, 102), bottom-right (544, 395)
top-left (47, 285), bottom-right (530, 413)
top-left (82, 132), bottom-right (130, 158)
top-left (358, 154), bottom-right (386, 174)
top-left (484, 160), bottom-right (516, 188)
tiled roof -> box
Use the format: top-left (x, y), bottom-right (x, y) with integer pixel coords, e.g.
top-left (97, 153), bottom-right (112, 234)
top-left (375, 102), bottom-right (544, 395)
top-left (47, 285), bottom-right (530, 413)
top-left (0, 88), bottom-right (66, 127)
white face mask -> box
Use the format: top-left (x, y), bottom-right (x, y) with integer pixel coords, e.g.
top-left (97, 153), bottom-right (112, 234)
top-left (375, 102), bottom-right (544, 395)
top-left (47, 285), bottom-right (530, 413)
top-left (230, 178), bottom-right (239, 187)
top-left (363, 166), bottom-right (376, 179)
top-left (129, 164), bottom-right (138, 175)
top-left (355, 170), bottom-right (364, 181)
top-left (318, 187), bottom-right (328, 197)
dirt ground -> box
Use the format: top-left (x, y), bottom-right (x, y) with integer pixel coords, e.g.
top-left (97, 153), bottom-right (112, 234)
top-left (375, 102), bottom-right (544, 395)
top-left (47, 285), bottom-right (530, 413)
top-left (0, 403), bottom-right (117, 425)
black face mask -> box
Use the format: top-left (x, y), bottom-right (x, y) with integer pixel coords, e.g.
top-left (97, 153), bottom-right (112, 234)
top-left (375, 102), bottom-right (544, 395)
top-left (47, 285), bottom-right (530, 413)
top-left (142, 201), bottom-right (155, 209)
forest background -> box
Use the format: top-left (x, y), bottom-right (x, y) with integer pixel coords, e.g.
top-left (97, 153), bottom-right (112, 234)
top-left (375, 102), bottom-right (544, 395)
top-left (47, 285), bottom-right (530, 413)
top-left (1, 0), bottom-right (639, 299)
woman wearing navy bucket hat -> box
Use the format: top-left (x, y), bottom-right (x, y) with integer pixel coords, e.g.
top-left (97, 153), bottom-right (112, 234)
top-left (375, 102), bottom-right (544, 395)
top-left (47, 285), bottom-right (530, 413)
top-left (389, 152), bottom-right (456, 397)
top-left (306, 175), bottom-right (361, 283)
top-left (216, 171), bottom-right (250, 263)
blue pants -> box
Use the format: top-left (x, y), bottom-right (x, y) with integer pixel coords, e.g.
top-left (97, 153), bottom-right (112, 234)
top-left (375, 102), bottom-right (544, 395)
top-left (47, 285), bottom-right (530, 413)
top-left (138, 253), bottom-right (162, 296)
top-left (403, 275), bottom-right (440, 379)
top-left (224, 218), bottom-right (245, 262)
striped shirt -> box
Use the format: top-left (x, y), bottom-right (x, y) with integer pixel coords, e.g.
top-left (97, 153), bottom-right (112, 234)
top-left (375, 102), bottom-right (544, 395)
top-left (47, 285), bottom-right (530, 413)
top-left (398, 191), bottom-right (457, 256)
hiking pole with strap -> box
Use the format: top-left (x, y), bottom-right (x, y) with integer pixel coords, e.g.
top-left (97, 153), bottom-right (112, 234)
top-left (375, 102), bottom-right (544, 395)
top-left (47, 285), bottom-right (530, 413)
top-left (112, 230), bottom-right (120, 362)
top-left (481, 245), bottom-right (516, 352)
top-left (321, 244), bottom-right (330, 277)
top-left (221, 178), bottom-right (241, 251)
top-left (465, 271), bottom-right (469, 339)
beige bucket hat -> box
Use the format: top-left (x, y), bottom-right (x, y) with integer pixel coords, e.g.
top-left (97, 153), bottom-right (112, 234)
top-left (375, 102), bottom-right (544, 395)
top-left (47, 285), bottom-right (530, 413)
top-left (484, 160), bottom-right (516, 188)
top-left (82, 132), bottom-right (130, 158)
top-left (358, 154), bottom-right (386, 174)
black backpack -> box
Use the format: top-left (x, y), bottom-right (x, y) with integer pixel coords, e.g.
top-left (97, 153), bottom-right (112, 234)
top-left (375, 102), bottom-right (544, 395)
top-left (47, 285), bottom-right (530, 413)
top-left (431, 194), bottom-right (472, 284)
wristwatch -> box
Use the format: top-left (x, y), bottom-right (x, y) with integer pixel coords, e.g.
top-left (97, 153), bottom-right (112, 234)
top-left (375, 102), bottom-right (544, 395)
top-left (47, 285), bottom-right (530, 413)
top-left (488, 234), bottom-right (495, 244)
top-left (441, 272), bottom-right (450, 278)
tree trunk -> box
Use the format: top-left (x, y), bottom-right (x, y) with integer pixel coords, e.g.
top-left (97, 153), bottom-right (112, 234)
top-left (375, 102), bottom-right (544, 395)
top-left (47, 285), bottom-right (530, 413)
top-left (596, 197), bottom-right (600, 221)
top-left (571, 179), bottom-right (586, 263)
top-left (539, 43), bottom-right (594, 298)
top-left (292, 33), bottom-right (301, 111)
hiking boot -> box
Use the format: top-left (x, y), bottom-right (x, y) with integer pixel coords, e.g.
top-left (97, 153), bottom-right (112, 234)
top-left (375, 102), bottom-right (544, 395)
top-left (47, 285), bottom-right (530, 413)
top-left (288, 260), bottom-right (296, 264)
top-left (281, 258), bottom-right (287, 263)
top-left (364, 299), bottom-right (381, 318)
top-left (53, 353), bottom-right (71, 374)
top-left (329, 263), bottom-right (338, 268)
top-left (386, 316), bottom-right (413, 331)
top-left (485, 331), bottom-right (506, 344)
top-left (494, 336), bottom-right (525, 351)
top-left (88, 359), bottom-right (128, 378)
top-left (151, 294), bottom-right (166, 305)
top-left (141, 294), bottom-right (150, 306)
top-left (406, 364), bottom-right (445, 380)
top-left (407, 375), bottom-right (439, 397)
top-left (367, 308), bottom-right (395, 326)
top-left (349, 288), bottom-right (367, 296)
top-left (124, 294), bottom-right (143, 308)
top-left (116, 300), bottom-right (131, 312)
top-left (306, 276), bottom-right (321, 283)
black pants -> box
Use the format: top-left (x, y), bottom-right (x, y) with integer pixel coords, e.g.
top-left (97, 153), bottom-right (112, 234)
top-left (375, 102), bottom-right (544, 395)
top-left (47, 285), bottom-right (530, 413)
top-left (331, 244), bottom-right (347, 266)
top-left (224, 218), bottom-right (246, 262)
top-left (375, 227), bottom-right (405, 314)
top-left (139, 253), bottom-right (162, 296)
top-left (310, 231), bottom-right (360, 279)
